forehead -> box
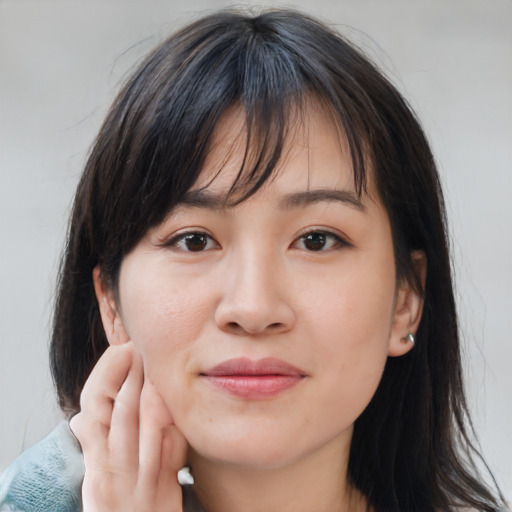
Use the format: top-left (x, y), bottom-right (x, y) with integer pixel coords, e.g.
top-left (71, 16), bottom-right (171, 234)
top-left (192, 100), bottom-right (363, 201)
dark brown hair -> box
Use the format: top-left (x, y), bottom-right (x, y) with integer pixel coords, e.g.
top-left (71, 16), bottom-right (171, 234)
top-left (50, 9), bottom-right (506, 511)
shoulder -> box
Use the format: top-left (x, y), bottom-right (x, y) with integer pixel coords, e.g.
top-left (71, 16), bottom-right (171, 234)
top-left (0, 421), bottom-right (84, 512)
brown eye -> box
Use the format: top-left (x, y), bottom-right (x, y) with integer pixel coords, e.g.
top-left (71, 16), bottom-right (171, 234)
top-left (303, 232), bottom-right (327, 251)
top-left (293, 230), bottom-right (347, 252)
top-left (167, 231), bottom-right (218, 252)
top-left (183, 233), bottom-right (208, 251)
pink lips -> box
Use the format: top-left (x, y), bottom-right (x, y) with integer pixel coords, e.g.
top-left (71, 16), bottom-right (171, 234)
top-left (201, 357), bottom-right (306, 399)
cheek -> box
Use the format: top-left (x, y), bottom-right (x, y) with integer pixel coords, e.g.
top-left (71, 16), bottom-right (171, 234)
top-left (303, 253), bottom-right (396, 354)
top-left (306, 311), bottom-right (390, 440)
top-left (298, 254), bottom-right (395, 420)
top-left (118, 260), bottom-right (212, 390)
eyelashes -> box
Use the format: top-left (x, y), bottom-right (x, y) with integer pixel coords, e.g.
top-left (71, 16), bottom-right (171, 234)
top-left (291, 230), bottom-right (349, 252)
top-left (165, 231), bottom-right (219, 252)
top-left (162, 228), bottom-right (351, 253)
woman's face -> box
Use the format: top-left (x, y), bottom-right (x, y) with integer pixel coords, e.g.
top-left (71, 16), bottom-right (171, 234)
top-left (99, 105), bottom-right (420, 470)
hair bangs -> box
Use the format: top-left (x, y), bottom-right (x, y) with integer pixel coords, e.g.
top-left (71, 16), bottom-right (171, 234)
top-left (105, 10), bottom-right (375, 248)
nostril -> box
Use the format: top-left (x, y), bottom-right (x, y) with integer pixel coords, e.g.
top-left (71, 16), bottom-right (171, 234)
top-left (223, 321), bottom-right (284, 335)
top-left (226, 322), bottom-right (245, 334)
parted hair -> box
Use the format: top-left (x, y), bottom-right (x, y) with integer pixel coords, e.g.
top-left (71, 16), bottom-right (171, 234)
top-left (50, 9), bottom-right (506, 511)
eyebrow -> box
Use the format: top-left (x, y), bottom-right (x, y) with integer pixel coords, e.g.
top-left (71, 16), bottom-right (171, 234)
top-left (280, 189), bottom-right (366, 212)
top-left (180, 188), bottom-right (366, 212)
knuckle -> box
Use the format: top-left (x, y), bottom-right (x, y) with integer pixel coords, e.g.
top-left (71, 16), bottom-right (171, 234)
top-left (69, 413), bottom-right (85, 440)
top-left (79, 384), bottom-right (95, 411)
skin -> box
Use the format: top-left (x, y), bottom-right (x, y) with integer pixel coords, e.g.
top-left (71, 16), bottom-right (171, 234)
top-left (71, 103), bottom-right (425, 512)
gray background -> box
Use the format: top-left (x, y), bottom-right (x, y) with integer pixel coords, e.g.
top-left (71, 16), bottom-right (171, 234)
top-left (1, 0), bottom-right (511, 500)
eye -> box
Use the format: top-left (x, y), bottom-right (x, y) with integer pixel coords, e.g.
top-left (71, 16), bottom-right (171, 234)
top-left (293, 230), bottom-right (347, 252)
top-left (166, 231), bottom-right (219, 252)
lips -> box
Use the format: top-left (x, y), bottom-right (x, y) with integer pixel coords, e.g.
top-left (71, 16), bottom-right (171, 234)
top-left (201, 357), bottom-right (306, 399)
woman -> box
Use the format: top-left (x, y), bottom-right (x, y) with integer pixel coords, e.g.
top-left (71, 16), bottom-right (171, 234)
top-left (0, 9), bottom-right (507, 512)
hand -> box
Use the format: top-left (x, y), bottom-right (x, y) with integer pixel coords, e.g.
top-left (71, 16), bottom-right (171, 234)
top-left (70, 343), bottom-right (187, 512)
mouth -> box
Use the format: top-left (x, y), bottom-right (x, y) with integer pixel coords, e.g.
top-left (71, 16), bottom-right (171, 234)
top-left (201, 357), bottom-right (307, 399)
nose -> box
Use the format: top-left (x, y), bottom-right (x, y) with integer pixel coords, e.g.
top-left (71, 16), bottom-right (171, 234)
top-left (214, 251), bottom-right (296, 336)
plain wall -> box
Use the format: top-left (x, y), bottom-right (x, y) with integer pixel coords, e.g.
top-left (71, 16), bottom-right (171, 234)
top-left (1, 0), bottom-right (511, 499)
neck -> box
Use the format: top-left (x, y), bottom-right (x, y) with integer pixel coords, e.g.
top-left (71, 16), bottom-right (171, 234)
top-left (188, 429), bottom-right (367, 512)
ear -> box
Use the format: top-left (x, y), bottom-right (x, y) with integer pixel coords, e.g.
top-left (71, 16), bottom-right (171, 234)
top-left (388, 250), bottom-right (427, 357)
top-left (93, 266), bottom-right (130, 346)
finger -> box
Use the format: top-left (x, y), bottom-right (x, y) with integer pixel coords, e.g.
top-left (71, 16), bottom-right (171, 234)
top-left (79, 343), bottom-right (134, 425)
top-left (137, 381), bottom-right (186, 510)
top-left (137, 379), bottom-right (173, 492)
top-left (152, 426), bottom-right (188, 512)
top-left (158, 424), bottom-right (188, 485)
top-left (108, 347), bottom-right (144, 470)
top-left (72, 344), bottom-right (134, 467)
top-left (143, 380), bottom-right (187, 471)
top-left (69, 411), bottom-right (108, 462)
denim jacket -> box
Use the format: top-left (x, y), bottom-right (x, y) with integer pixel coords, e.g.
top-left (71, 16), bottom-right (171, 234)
top-left (0, 422), bottom-right (203, 512)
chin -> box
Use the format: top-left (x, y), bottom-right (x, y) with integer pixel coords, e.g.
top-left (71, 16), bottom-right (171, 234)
top-left (185, 420), bottom-right (305, 469)
top-left (185, 415), bottom-right (351, 472)
top-left (192, 441), bottom-right (304, 470)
